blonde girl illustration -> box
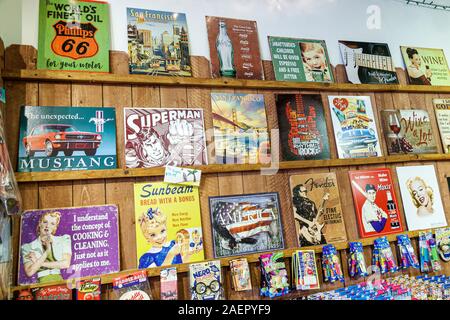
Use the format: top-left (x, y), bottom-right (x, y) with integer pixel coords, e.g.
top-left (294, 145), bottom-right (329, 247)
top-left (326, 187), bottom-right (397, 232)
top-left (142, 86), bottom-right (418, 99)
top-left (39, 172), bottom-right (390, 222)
top-left (406, 176), bottom-right (434, 216)
top-left (138, 208), bottom-right (185, 268)
top-left (300, 42), bottom-right (331, 82)
top-left (21, 211), bottom-right (72, 283)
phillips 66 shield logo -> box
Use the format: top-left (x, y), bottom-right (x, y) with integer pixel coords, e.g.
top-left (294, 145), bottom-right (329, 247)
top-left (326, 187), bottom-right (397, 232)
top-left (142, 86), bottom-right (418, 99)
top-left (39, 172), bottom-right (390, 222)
top-left (38, 0), bottom-right (110, 72)
top-left (51, 21), bottom-right (99, 60)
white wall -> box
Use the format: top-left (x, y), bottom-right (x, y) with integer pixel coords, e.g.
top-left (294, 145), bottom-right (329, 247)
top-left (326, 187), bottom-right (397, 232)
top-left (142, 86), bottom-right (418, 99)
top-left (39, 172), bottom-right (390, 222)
top-left (2, 0), bottom-right (450, 69)
top-left (0, 0), bottom-right (22, 46)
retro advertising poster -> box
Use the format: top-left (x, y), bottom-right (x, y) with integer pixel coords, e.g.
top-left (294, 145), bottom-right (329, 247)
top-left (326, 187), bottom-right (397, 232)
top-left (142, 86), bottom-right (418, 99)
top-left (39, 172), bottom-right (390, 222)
top-left (289, 173), bottom-right (347, 247)
top-left (400, 46), bottom-right (450, 86)
top-left (269, 37), bottom-right (334, 83)
top-left (276, 94), bottom-right (330, 161)
top-left (134, 182), bottom-right (204, 269)
top-left (209, 193), bottom-right (284, 258)
top-left (328, 96), bottom-right (382, 159)
top-left (396, 165), bottom-right (447, 231)
top-left (206, 16), bottom-right (263, 80)
top-left (18, 106), bottom-right (117, 172)
top-left (18, 205), bottom-right (120, 285)
top-left (211, 93), bottom-right (270, 164)
top-left (127, 8), bottom-right (192, 76)
top-left (338, 41), bottom-right (398, 84)
top-left (433, 99), bottom-right (450, 154)
top-left (381, 109), bottom-right (438, 155)
top-left (37, 0), bottom-right (110, 72)
top-left (124, 108), bottom-right (208, 168)
top-left (349, 169), bottom-right (403, 238)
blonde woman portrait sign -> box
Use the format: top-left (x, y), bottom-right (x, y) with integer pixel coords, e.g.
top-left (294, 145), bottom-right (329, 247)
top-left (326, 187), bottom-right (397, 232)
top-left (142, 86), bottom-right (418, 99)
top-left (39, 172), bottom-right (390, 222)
top-left (20, 211), bottom-right (72, 284)
top-left (397, 165), bottom-right (447, 231)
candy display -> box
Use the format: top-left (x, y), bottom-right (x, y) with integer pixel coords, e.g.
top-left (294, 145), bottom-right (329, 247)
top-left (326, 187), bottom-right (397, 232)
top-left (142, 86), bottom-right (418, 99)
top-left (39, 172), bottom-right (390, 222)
top-left (348, 242), bottom-right (368, 278)
top-left (259, 252), bottom-right (290, 298)
top-left (397, 235), bottom-right (419, 270)
top-left (292, 250), bottom-right (320, 290)
top-left (321, 244), bottom-right (344, 283)
top-left (307, 275), bottom-right (450, 300)
top-left (372, 237), bottom-right (398, 274)
top-left (419, 231), bottom-right (442, 273)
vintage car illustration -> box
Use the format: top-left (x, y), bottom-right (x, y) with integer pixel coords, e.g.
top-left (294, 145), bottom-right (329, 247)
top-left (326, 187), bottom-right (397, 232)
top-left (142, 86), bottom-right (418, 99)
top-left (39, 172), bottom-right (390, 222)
top-left (337, 128), bottom-right (378, 155)
top-left (23, 124), bottom-right (102, 157)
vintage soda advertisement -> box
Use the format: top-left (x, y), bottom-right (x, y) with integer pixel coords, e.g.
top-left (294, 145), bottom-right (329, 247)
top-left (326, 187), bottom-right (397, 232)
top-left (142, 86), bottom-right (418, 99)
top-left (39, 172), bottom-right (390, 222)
top-left (127, 8), bottom-right (192, 76)
top-left (349, 169), bottom-right (403, 238)
top-left (381, 109), bottom-right (438, 155)
top-left (338, 40), bottom-right (398, 84)
top-left (289, 172), bottom-right (347, 247)
top-left (328, 96), bottom-right (382, 159)
top-left (269, 37), bottom-right (334, 83)
top-left (18, 106), bottom-right (117, 172)
top-left (211, 93), bottom-right (270, 164)
top-left (209, 193), bottom-right (284, 258)
top-left (400, 46), bottom-right (450, 86)
top-left (134, 182), bottom-right (204, 269)
top-left (206, 16), bottom-right (263, 80)
top-left (276, 94), bottom-right (330, 161)
top-left (37, 0), bottom-right (110, 72)
top-left (124, 108), bottom-right (208, 168)
top-left (396, 165), bottom-right (447, 231)
top-left (189, 260), bottom-right (223, 300)
top-left (433, 98), bottom-right (450, 154)
top-left (18, 205), bottom-right (120, 285)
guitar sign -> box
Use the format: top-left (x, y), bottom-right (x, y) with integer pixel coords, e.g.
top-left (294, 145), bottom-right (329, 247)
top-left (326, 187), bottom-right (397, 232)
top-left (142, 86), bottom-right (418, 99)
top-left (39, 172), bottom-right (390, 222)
top-left (338, 40), bottom-right (398, 85)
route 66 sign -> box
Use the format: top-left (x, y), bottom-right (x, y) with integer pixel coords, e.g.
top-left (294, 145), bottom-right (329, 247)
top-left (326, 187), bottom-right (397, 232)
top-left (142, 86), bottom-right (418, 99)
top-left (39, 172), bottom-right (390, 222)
top-left (51, 21), bottom-right (99, 60)
top-left (37, 0), bottom-right (110, 72)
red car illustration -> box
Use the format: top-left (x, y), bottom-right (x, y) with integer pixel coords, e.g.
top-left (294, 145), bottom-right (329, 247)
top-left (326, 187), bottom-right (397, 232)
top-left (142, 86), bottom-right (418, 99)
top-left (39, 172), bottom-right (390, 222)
top-left (23, 124), bottom-right (102, 157)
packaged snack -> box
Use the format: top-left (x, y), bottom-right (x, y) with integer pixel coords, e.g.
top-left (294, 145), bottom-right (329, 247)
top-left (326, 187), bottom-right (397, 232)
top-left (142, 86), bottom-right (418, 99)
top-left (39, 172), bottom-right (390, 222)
top-left (229, 258), bottom-right (252, 291)
top-left (112, 271), bottom-right (152, 300)
top-left (348, 242), bottom-right (368, 278)
top-left (322, 244), bottom-right (344, 282)
top-left (259, 252), bottom-right (290, 298)
top-left (76, 278), bottom-right (101, 300)
top-left (160, 267), bottom-right (178, 300)
top-left (397, 235), bottom-right (419, 269)
top-left (32, 285), bottom-right (72, 300)
top-left (292, 250), bottom-right (320, 290)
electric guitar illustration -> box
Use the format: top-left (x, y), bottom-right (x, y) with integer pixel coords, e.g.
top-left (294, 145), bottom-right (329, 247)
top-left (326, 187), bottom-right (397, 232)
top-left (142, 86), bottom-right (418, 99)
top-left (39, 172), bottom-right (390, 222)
top-left (295, 192), bottom-right (330, 244)
top-left (339, 42), bottom-right (397, 84)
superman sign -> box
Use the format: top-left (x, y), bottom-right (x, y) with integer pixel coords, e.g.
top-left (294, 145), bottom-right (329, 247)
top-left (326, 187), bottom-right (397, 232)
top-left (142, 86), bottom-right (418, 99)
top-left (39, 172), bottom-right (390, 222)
top-left (38, 0), bottom-right (110, 72)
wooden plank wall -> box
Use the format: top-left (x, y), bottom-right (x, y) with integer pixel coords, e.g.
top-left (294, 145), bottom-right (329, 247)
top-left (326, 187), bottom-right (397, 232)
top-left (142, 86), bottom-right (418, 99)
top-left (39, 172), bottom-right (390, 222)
top-left (3, 46), bottom-right (450, 300)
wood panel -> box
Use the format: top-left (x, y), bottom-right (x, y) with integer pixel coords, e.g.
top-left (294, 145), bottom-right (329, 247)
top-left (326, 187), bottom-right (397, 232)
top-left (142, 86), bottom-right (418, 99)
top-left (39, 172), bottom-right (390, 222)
top-left (3, 44), bottom-right (450, 300)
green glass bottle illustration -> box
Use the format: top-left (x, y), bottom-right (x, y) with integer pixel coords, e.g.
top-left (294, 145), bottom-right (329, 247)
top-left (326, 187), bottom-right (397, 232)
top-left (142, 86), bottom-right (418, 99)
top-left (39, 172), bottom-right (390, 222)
top-left (216, 20), bottom-right (236, 77)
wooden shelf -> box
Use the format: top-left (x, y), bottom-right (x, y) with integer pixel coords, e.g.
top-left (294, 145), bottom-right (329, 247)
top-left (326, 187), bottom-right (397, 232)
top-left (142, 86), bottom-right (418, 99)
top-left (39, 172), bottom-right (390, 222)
top-left (15, 154), bottom-right (450, 183)
top-left (10, 230), bottom-right (421, 293)
top-left (4, 69), bottom-right (450, 93)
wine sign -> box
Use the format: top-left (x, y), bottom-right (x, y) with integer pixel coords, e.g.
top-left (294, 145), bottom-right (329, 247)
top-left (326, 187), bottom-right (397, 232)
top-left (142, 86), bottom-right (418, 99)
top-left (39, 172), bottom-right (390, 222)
top-left (206, 16), bottom-right (263, 80)
top-left (381, 109), bottom-right (438, 155)
top-left (37, 0), bottom-right (110, 72)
